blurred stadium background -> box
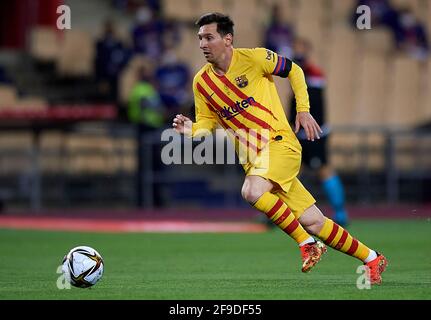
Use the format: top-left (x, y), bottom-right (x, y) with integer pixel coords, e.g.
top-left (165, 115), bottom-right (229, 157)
top-left (0, 0), bottom-right (429, 216)
top-left (0, 0), bottom-right (430, 300)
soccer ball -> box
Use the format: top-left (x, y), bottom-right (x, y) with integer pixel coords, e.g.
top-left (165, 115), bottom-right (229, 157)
top-left (62, 246), bottom-right (104, 288)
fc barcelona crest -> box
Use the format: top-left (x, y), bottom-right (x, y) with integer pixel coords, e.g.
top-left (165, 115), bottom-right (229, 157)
top-left (235, 75), bottom-right (248, 88)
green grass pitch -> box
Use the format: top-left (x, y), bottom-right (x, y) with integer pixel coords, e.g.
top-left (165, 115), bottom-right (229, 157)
top-left (0, 220), bottom-right (430, 300)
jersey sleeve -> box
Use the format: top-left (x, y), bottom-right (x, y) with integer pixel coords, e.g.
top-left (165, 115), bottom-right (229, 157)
top-left (252, 48), bottom-right (292, 77)
top-left (191, 77), bottom-right (218, 137)
top-left (253, 48), bottom-right (309, 112)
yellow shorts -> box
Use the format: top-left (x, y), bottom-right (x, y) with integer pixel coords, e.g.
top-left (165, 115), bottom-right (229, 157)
top-left (244, 131), bottom-right (316, 218)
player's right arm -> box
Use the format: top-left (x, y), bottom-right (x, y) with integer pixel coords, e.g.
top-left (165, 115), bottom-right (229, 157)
top-left (172, 75), bottom-right (218, 137)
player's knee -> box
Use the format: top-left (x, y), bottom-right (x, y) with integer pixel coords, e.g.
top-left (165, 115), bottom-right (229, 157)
top-left (242, 182), bottom-right (270, 204)
top-left (242, 176), bottom-right (273, 204)
top-left (241, 184), bottom-right (264, 204)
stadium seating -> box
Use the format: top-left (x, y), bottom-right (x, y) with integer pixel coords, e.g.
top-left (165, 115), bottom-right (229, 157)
top-left (196, 0), bottom-right (226, 15)
top-left (0, 132), bottom-right (33, 174)
top-left (428, 2), bottom-right (431, 44)
top-left (353, 52), bottom-right (388, 126)
top-left (328, 0), bottom-right (356, 21)
top-left (63, 134), bottom-right (117, 174)
top-left (359, 28), bottom-right (394, 55)
top-left (36, 131), bottom-right (136, 174)
top-left (57, 30), bottom-right (95, 77)
top-left (3, 0), bottom-right (431, 180)
top-left (20, 0), bottom-right (431, 131)
top-left (163, 0), bottom-right (198, 21)
top-left (0, 85), bottom-right (17, 108)
top-left (15, 97), bottom-right (48, 111)
top-left (391, 0), bottom-right (421, 13)
top-left (326, 26), bottom-right (360, 127)
top-left (385, 55), bottom-right (421, 127)
top-left (29, 27), bottom-right (60, 62)
top-left (421, 59), bottom-right (431, 122)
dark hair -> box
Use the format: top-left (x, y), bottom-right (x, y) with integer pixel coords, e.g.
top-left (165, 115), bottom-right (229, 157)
top-left (195, 13), bottom-right (234, 37)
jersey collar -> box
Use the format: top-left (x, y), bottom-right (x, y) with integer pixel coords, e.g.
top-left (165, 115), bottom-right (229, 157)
top-left (210, 48), bottom-right (237, 77)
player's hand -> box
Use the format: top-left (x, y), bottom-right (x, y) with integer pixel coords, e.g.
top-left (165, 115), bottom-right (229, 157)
top-left (295, 112), bottom-right (322, 141)
top-left (172, 114), bottom-right (192, 136)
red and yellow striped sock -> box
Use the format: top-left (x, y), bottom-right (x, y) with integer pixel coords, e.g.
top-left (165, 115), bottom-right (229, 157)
top-left (254, 192), bottom-right (312, 244)
top-left (317, 217), bottom-right (370, 261)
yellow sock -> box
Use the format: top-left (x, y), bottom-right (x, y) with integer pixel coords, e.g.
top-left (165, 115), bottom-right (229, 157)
top-left (254, 192), bottom-right (311, 244)
top-left (318, 218), bottom-right (370, 261)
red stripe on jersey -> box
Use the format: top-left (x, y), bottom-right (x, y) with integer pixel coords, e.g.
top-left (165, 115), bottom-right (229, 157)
top-left (201, 72), bottom-right (273, 131)
top-left (335, 230), bottom-right (348, 249)
top-left (266, 199), bottom-right (283, 219)
top-left (274, 207), bottom-right (291, 225)
top-left (216, 75), bottom-right (278, 122)
top-left (346, 239), bottom-right (359, 255)
top-left (205, 103), bottom-right (259, 153)
top-left (204, 103), bottom-right (229, 130)
top-left (196, 83), bottom-right (232, 129)
top-left (196, 81), bottom-right (268, 146)
top-left (325, 223), bottom-right (339, 245)
top-left (283, 219), bottom-right (299, 234)
top-left (196, 82), bottom-right (260, 153)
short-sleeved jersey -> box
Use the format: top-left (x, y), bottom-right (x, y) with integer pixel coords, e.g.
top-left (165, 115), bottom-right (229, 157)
top-left (192, 47), bottom-right (299, 160)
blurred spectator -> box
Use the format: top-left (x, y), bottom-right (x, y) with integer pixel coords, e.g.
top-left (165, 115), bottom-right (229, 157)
top-left (128, 65), bottom-right (167, 207)
top-left (95, 19), bottom-right (132, 102)
top-left (112, 0), bottom-right (161, 15)
top-left (142, 0), bottom-right (161, 16)
top-left (289, 38), bottom-right (349, 226)
top-left (264, 4), bottom-right (295, 58)
top-left (0, 65), bottom-right (13, 84)
top-left (353, 0), bottom-right (403, 45)
top-left (128, 65), bottom-right (165, 127)
top-left (397, 7), bottom-right (429, 60)
top-left (353, 1), bottom-right (429, 60)
top-left (131, 6), bottom-right (165, 59)
top-left (155, 43), bottom-right (192, 118)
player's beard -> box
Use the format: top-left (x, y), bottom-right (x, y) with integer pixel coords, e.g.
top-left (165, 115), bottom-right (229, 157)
top-left (204, 52), bottom-right (213, 62)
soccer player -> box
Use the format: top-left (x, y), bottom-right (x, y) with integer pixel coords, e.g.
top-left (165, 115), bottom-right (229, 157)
top-left (289, 38), bottom-right (349, 226)
top-left (172, 13), bottom-right (387, 284)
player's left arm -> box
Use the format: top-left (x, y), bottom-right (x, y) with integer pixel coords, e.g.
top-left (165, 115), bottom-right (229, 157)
top-left (254, 48), bottom-right (322, 141)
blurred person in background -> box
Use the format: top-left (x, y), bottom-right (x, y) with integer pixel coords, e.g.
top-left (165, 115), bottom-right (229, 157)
top-left (95, 19), bottom-right (132, 102)
top-left (155, 40), bottom-right (192, 120)
top-left (264, 4), bottom-right (295, 59)
top-left (131, 5), bottom-right (166, 60)
top-left (172, 13), bottom-right (387, 284)
top-left (397, 7), bottom-right (429, 60)
top-left (112, 0), bottom-right (161, 15)
top-left (128, 64), bottom-right (166, 207)
top-left (353, 0), bottom-right (403, 45)
top-left (289, 38), bottom-right (349, 227)
top-left (0, 65), bottom-right (13, 84)
top-left (352, 0), bottom-right (429, 60)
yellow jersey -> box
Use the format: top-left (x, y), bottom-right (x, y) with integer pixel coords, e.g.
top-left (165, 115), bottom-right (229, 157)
top-left (191, 47), bottom-right (307, 158)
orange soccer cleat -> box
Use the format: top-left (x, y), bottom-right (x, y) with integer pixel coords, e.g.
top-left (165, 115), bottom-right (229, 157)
top-left (300, 241), bottom-right (327, 273)
top-left (365, 253), bottom-right (388, 285)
